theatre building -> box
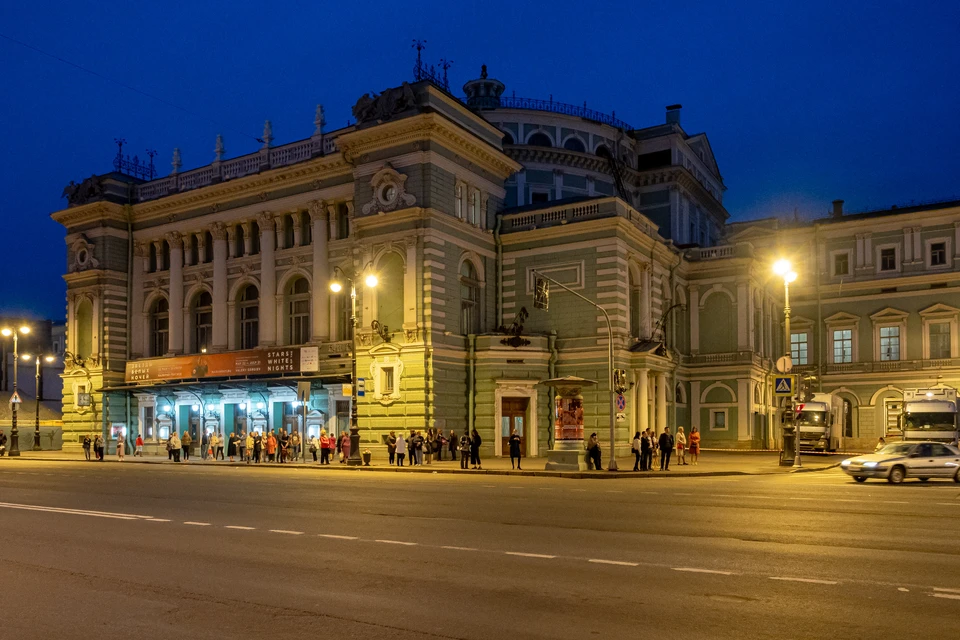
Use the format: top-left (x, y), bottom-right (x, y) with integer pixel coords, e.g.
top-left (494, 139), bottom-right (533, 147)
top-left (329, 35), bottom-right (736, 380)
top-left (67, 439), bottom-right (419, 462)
top-left (53, 66), bottom-right (807, 457)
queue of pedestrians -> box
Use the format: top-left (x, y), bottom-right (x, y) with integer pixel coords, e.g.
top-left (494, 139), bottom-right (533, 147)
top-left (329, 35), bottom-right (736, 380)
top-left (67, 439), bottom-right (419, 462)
top-left (630, 426), bottom-right (701, 471)
top-left (383, 428), bottom-right (484, 469)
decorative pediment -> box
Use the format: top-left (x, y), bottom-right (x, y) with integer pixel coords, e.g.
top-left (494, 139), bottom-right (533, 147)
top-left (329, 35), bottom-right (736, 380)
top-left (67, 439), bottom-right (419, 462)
top-left (791, 315), bottom-right (815, 329)
top-left (368, 341), bottom-right (401, 358)
top-left (361, 163), bottom-right (416, 216)
top-left (869, 307), bottom-right (909, 323)
top-left (824, 311), bottom-right (860, 325)
top-left (919, 303), bottom-right (960, 318)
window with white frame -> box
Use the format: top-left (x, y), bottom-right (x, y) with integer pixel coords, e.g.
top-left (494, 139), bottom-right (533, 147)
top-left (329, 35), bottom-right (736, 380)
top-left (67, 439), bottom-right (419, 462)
top-left (929, 322), bottom-right (951, 359)
top-left (142, 405), bottom-right (155, 440)
top-left (833, 329), bottom-right (853, 363)
top-left (832, 251), bottom-right (850, 277)
top-left (710, 409), bottom-right (727, 431)
top-left (930, 241), bottom-right (948, 267)
top-left (459, 261), bottom-right (480, 335)
top-left (790, 332), bottom-right (809, 365)
top-left (471, 188), bottom-right (481, 225)
top-left (455, 183), bottom-right (464, 220)
top-left (879, 247), bottom-right (897, 272)
top-left (381, 366), bottom-right (395, 395)
top-left (879, 326), bottom-right (900, 361)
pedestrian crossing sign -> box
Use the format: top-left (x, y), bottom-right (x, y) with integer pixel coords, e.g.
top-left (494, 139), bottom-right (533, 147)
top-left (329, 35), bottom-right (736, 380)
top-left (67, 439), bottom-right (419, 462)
top-left (9, 390), bottom-right (21, 404)
top-left (774, 376), bottom-right (794, 397)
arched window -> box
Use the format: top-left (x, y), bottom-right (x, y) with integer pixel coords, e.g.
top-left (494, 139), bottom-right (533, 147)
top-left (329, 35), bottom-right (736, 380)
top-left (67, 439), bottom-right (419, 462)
top-left (595, 144), bottom-right (611, 159)
top-left (563, 137), bottom-right (586, 152)
top-left (460, 261), bottom-right (480, 335)
top-left (502, 132), bottom-right (514, 145)
top-left (189, 234), bottom-right (199, 265)
top-left (376, 253), bottom-right (404, 333)
top-left (527, 132), bottom-right (552, 147)
top-left (193, 291), bottom-right (213, 353)
top-left (75, 298), bottom-right (93, 360)
top-left (203, 231), bottom-right (214, 263)
top-left (675, 383), bottom-right (685, 404)
top-left (300, 211), bottom-right (312, 246)
top-left (239, 285), bottom-right (259, 349)
top-left (250, 221), bottom-right (261, 255)
top-left (149, 298), bottom-right (169, 357)
top-left (286, 277), bottom-right (310, 345)
top-left (235, 224), bottom-right (245, 257)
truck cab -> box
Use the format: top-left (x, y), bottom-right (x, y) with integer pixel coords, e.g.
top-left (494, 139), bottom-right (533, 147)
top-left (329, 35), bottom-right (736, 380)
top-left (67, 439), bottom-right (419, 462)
top-left (795, 393), bottom-right (843, 452)
top-left (901, 388), bottom-right (959, 444)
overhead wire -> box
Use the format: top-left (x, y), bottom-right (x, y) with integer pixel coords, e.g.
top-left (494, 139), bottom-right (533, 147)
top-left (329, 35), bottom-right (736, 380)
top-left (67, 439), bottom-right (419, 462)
top-left (0, 31), bottom-right (264, 144)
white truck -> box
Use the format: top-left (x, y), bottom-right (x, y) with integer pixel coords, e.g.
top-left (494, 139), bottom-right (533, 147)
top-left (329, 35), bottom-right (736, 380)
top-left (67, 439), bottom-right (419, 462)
top-left (900, 388), bottom-right (959, 444)
top-left (794, 393), bottom-right (844, 452)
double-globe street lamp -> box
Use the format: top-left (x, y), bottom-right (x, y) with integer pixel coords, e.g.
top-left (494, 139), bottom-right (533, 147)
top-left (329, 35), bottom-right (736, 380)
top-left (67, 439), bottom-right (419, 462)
top-left (329, 264), bottom-right (378, 467)
top-left (24, 354), bottom-right (56, 451)
top-left (773, 259), bottom-right (801, 469)
top-left (1, 325), bottom-right (31, 457)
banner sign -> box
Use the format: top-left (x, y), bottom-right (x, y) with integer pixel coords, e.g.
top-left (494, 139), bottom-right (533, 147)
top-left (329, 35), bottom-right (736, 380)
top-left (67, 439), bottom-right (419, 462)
top-left (125, 346), bottom-right (319, 383)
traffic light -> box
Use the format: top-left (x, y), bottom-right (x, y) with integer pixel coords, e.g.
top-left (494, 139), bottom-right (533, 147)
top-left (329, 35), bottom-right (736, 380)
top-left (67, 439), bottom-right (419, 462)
top-left (613, 369), bottom-right (627, 394)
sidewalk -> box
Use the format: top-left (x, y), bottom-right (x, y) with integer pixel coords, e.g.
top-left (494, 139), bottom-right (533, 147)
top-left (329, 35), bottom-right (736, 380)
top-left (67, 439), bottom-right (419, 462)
top-left (2, 449), bottom-right (849, 478)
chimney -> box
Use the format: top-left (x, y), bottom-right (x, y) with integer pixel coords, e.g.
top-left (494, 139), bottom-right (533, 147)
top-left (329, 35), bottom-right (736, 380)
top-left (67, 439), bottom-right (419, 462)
top-left (666, 104), bottom-right (682, 125)
top-left (831, 199), bottom-right (844, 218)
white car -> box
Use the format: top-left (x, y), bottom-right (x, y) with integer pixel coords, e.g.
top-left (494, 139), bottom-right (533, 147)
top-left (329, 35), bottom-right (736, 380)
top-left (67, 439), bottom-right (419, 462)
top-left (841, 442), bottom-right (960, 484)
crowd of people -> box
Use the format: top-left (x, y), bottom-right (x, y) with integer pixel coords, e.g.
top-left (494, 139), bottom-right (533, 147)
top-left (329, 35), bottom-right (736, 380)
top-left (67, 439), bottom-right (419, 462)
top-left (629, 426), bottom-right (700, 471)
top-left (384, 428), bottom-right (485, 469)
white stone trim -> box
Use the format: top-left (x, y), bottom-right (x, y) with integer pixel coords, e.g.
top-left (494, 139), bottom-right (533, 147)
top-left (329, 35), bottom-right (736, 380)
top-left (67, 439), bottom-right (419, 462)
top-left (494, 380), bottom-right (539, 458)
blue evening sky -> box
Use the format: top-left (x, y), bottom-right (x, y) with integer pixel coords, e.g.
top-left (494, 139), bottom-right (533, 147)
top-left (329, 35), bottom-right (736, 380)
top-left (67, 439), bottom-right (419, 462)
top-left (1, 1), bottom-right (957, 320)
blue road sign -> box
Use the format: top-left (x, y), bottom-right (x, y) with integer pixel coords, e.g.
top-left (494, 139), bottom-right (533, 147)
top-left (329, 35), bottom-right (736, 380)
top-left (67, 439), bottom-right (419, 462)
top-left (774, 376), bottom-right (794, 397)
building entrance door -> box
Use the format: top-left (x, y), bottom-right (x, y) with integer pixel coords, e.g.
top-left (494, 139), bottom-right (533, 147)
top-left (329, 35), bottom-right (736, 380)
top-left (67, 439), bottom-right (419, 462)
top-left (335, 400), bottom-right (351, 439)
top-left (501, 398), bottom-right (528, 457)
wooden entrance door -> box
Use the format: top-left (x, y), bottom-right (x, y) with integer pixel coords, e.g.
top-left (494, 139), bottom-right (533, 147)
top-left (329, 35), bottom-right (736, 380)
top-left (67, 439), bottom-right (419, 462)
top-left (501, 398), bottom-right (529, 457)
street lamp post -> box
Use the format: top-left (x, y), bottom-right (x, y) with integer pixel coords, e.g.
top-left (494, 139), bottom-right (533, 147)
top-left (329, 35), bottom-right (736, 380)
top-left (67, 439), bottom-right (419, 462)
top-left (773, 260), bottom-right (801, 469)
top-left (330, 265), bottom-right (378, 467)
top-left (30, 355), bottom-right (55, 451)
top-left (1, 326), bottom-right (31, 457)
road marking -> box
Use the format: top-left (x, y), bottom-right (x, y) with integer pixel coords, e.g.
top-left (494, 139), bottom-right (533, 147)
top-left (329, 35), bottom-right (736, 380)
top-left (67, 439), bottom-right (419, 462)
top-left (936, 503), bottom-right (960, 507)
top-left (483, 485), bottom-right (496, 488)
top-left (375, 539), bottom-right (417, 546)
top-left (789, 497), bottom-right (815, 501)
top-left (933, 593), bottom-right (960, 600)
top-left (605, 490), bottom-right (623, 494)
top-left (442, 546), bottom-right (478, 551)
top-left (934, 587), bottom-right (960, 594)
top-left (225, 525), bottom-right (256, 530)
top-left (145, 518), bottom-right (170, 522)
top-left (883, 501), bottom-right (909, 505)
top-left (318, 534), bottom-right (358, 540)
top-left (770, 576), bottom-right (838, 585)
top-left (0, 502), bottom-right (140, 520)
top-left (673, 567), bottom-right (733, 576)
top-left (833, 499), bottom-right (864, 503)
top-left (505, 552), bottom-right (556, 559)
top-left (674, 492), bottom-right (693, 496)
top-left (898, 587), bottom-right (910, 592)
top-left (590, 559), bottom-right (639, 567)
top-left (270, 529), bottom-right (303, 535)
top-left (183, 521), bottom-right (211, 526)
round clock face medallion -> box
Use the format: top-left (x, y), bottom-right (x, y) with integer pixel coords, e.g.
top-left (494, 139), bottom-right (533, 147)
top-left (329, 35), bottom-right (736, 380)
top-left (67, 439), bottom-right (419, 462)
top-left (381, 184), bottom-right (397, 203)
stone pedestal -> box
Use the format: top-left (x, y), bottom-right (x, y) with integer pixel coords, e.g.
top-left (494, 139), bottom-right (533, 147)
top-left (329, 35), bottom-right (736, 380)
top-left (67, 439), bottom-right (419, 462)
top-left (545, 439), bottom-right (587, 471)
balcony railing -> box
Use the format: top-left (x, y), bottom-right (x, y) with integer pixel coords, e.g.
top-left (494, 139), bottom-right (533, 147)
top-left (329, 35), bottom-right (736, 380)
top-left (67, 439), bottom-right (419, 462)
top-left (472, 95), bottom-right (633, 131)
top-left (501, 197), bottom-right (658, 238)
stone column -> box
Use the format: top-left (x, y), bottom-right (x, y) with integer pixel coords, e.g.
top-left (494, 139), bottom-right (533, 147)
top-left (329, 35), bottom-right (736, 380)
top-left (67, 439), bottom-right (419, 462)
top-left (242, 221), bottom-right (253, 257)
top-left (274, 215), bottom-right (286, 251)
top-left (91, 288), bottom-right (102, 362)
top-left (258, 212), bottom-right (277, 346)
top-left (197, 232), bottom-right (207, 265)
top-left (757, 293), bottom-right (766, 358)
top-left (309, 201), bottom-right (330, 340)
top-left (184, 235), bottom-right (195, 266)
top-left (227, 225), bottom-right (237, 259)
top-left (640, 264), bottom-right (651, 339)
top-left (293, 212), bottom-right (303, 247)
top-left (737, 281), bottom-right (750, 350)
top-left (403, 236), bottom-right (418, 330)
top-left (689, 285), bottom-right (700, 353)
top-left (656, 372), bottom-right (667, 435)
top-left (637, 368), bottom-right (649, 433)
top-left (211, 222), bottom-right (228, 350)
top-left (66, 294), bottom-right (77, 355)
top-left (344, 201), bottom-right (355, 239)
top-left (167, 232), bottom-right (184, 354)
top-left (327, 203), bottom-right (338, 240)
top-left (131, 241), bottom-right (146, 358)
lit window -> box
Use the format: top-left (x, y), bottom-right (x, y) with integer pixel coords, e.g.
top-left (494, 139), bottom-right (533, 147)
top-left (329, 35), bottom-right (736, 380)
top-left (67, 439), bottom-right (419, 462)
top-left (143, 406), bottom-right (154, 440)
top-left (879, 326), bottom-right (900, 361)
top-left (833, 329), bottom-right (853, 363)
top-left (459, 261), bottom-right (480, 335)
top-left (790, 332), bottom-right (808, 365)
top-left (931, 242), bottom-right (947, 267)
top-left (193, 291), bottom-right (213, 353)
top-left (880, 248), bottom-right (897, 271)
top-left (929, 322), bottom-right (951, 359)
top-left (382, 367), bottom-right (395, 395)
top-left (239, 285), bottom-right (259, 349)
top-left (287, 278), bottom-right (311, 346)
top-left (150, 298), bottom-right (169, 357)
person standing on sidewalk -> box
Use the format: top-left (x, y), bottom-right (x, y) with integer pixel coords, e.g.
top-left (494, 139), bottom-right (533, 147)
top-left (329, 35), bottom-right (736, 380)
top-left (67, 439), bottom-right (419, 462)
top-left (116, 436), bottom-right (125, 461)
top-left (170, 432), bottom-right (181, 462)
top-left (688, 427), bottom-right (701, 465)
top-left (586, 432), bottom-right (602, 471)
top-left (509, 428), bottom-right (522, 470)
top-left (459, 431), bottom-right (471, 469)
top-left (135, 434), bottom-right (144, 457)
top-left (253, 431), bottom-right (263, 463)
top-left (81, 434), bottom-right (91, 461)
top-left (470, 429), bottom-right (483, 470)
top-left (308, 433), bottom-right (319, 462)
top-left (632, 431), bottom-right (642, 471)
top-left (95, 435), bottom-right (105, 461)
top-left (640, 429), bottom-right (652, 471)
top-left (200, 430), bottom-right (209, 461)
top-left (675, 427), bottom-right (687, 466)
top-left (387, 431), bottom-right (397, 465)
top-left (448, 430), bottom-right (457, 461)
top-left (181, 431), bottom-right (192, 462)
top-left (396, 433), bottom-right (406, 466)
top-left (658, 427), bottom-right (674, 471)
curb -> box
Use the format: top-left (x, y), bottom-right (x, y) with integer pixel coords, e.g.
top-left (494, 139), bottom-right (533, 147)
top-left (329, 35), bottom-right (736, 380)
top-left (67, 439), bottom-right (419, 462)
top-left (1, 456), bottom-right (842, 478)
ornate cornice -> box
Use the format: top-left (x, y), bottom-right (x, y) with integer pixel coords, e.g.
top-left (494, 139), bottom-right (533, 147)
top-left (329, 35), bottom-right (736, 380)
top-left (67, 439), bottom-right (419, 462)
top-left (336, 112), bottom-right (521, 180)
top-left (51, 201), bottom-right (128, 229)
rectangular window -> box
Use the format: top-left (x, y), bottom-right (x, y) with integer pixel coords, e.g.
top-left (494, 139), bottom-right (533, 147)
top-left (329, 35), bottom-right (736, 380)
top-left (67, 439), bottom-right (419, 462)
top-left (790, 332), bottom-right (809, 365)
top-left (143, 406), bottom-right (154, 440)
top-left (455, 184), bottom-right (464, 219)
top-left (880, 247), bottom-right (897, 271)
top-left (879, 326), bottom-right (900, 361)
top-left (337, 203), bottom-right (350, 239)
top-left (531, 191), bottom-right (549, 204)
top-left (929, 322), bottom-right (951, 359)
top-left (833, 253), bottom-right (849, 276)
top-left (471, 188), bottom-right (481, 225)
top-left (711, 410), bottom-right (726, 430)
top-left (382, 367), bottom-right (395, 395)
top-left (833, 329), bottom-right (853, 363)
top-left (931, 242), bottom-right (947, 266)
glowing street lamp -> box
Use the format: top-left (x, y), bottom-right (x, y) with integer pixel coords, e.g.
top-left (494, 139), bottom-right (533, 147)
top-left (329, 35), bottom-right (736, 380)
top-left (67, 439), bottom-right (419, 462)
top-left (26, 355), bottom-right (56, 451)
top-left (1, 325), bottom-right (31, 457)
top-left (774, 259), bottom-right (801, 468)
top-left (328, 263), bottom-right (378, 466)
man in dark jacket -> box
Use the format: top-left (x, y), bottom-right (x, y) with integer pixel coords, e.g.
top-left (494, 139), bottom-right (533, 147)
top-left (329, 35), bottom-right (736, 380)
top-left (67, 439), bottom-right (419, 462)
top-left (658, 428), bottom-right (674, 471)
top-left (639, 428), bottom-right (652, 471)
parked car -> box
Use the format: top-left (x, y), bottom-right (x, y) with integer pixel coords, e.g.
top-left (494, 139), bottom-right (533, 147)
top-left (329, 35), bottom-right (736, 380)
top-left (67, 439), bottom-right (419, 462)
top-left (840, 442), bottom-right (960, 484)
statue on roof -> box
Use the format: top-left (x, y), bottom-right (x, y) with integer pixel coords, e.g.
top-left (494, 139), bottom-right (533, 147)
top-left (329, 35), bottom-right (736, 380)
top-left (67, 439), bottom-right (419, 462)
top-left (351, 82), bottom-right (417, 124)
top-left (61, 175), bottom-right (104, 207)
top-left (481, 64), bottom-right (488, 79)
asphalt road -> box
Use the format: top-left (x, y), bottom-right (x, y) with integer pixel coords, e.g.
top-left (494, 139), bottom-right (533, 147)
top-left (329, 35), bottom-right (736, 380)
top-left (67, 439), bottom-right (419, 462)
top-left (1, 460), bottom-right (959, 639)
